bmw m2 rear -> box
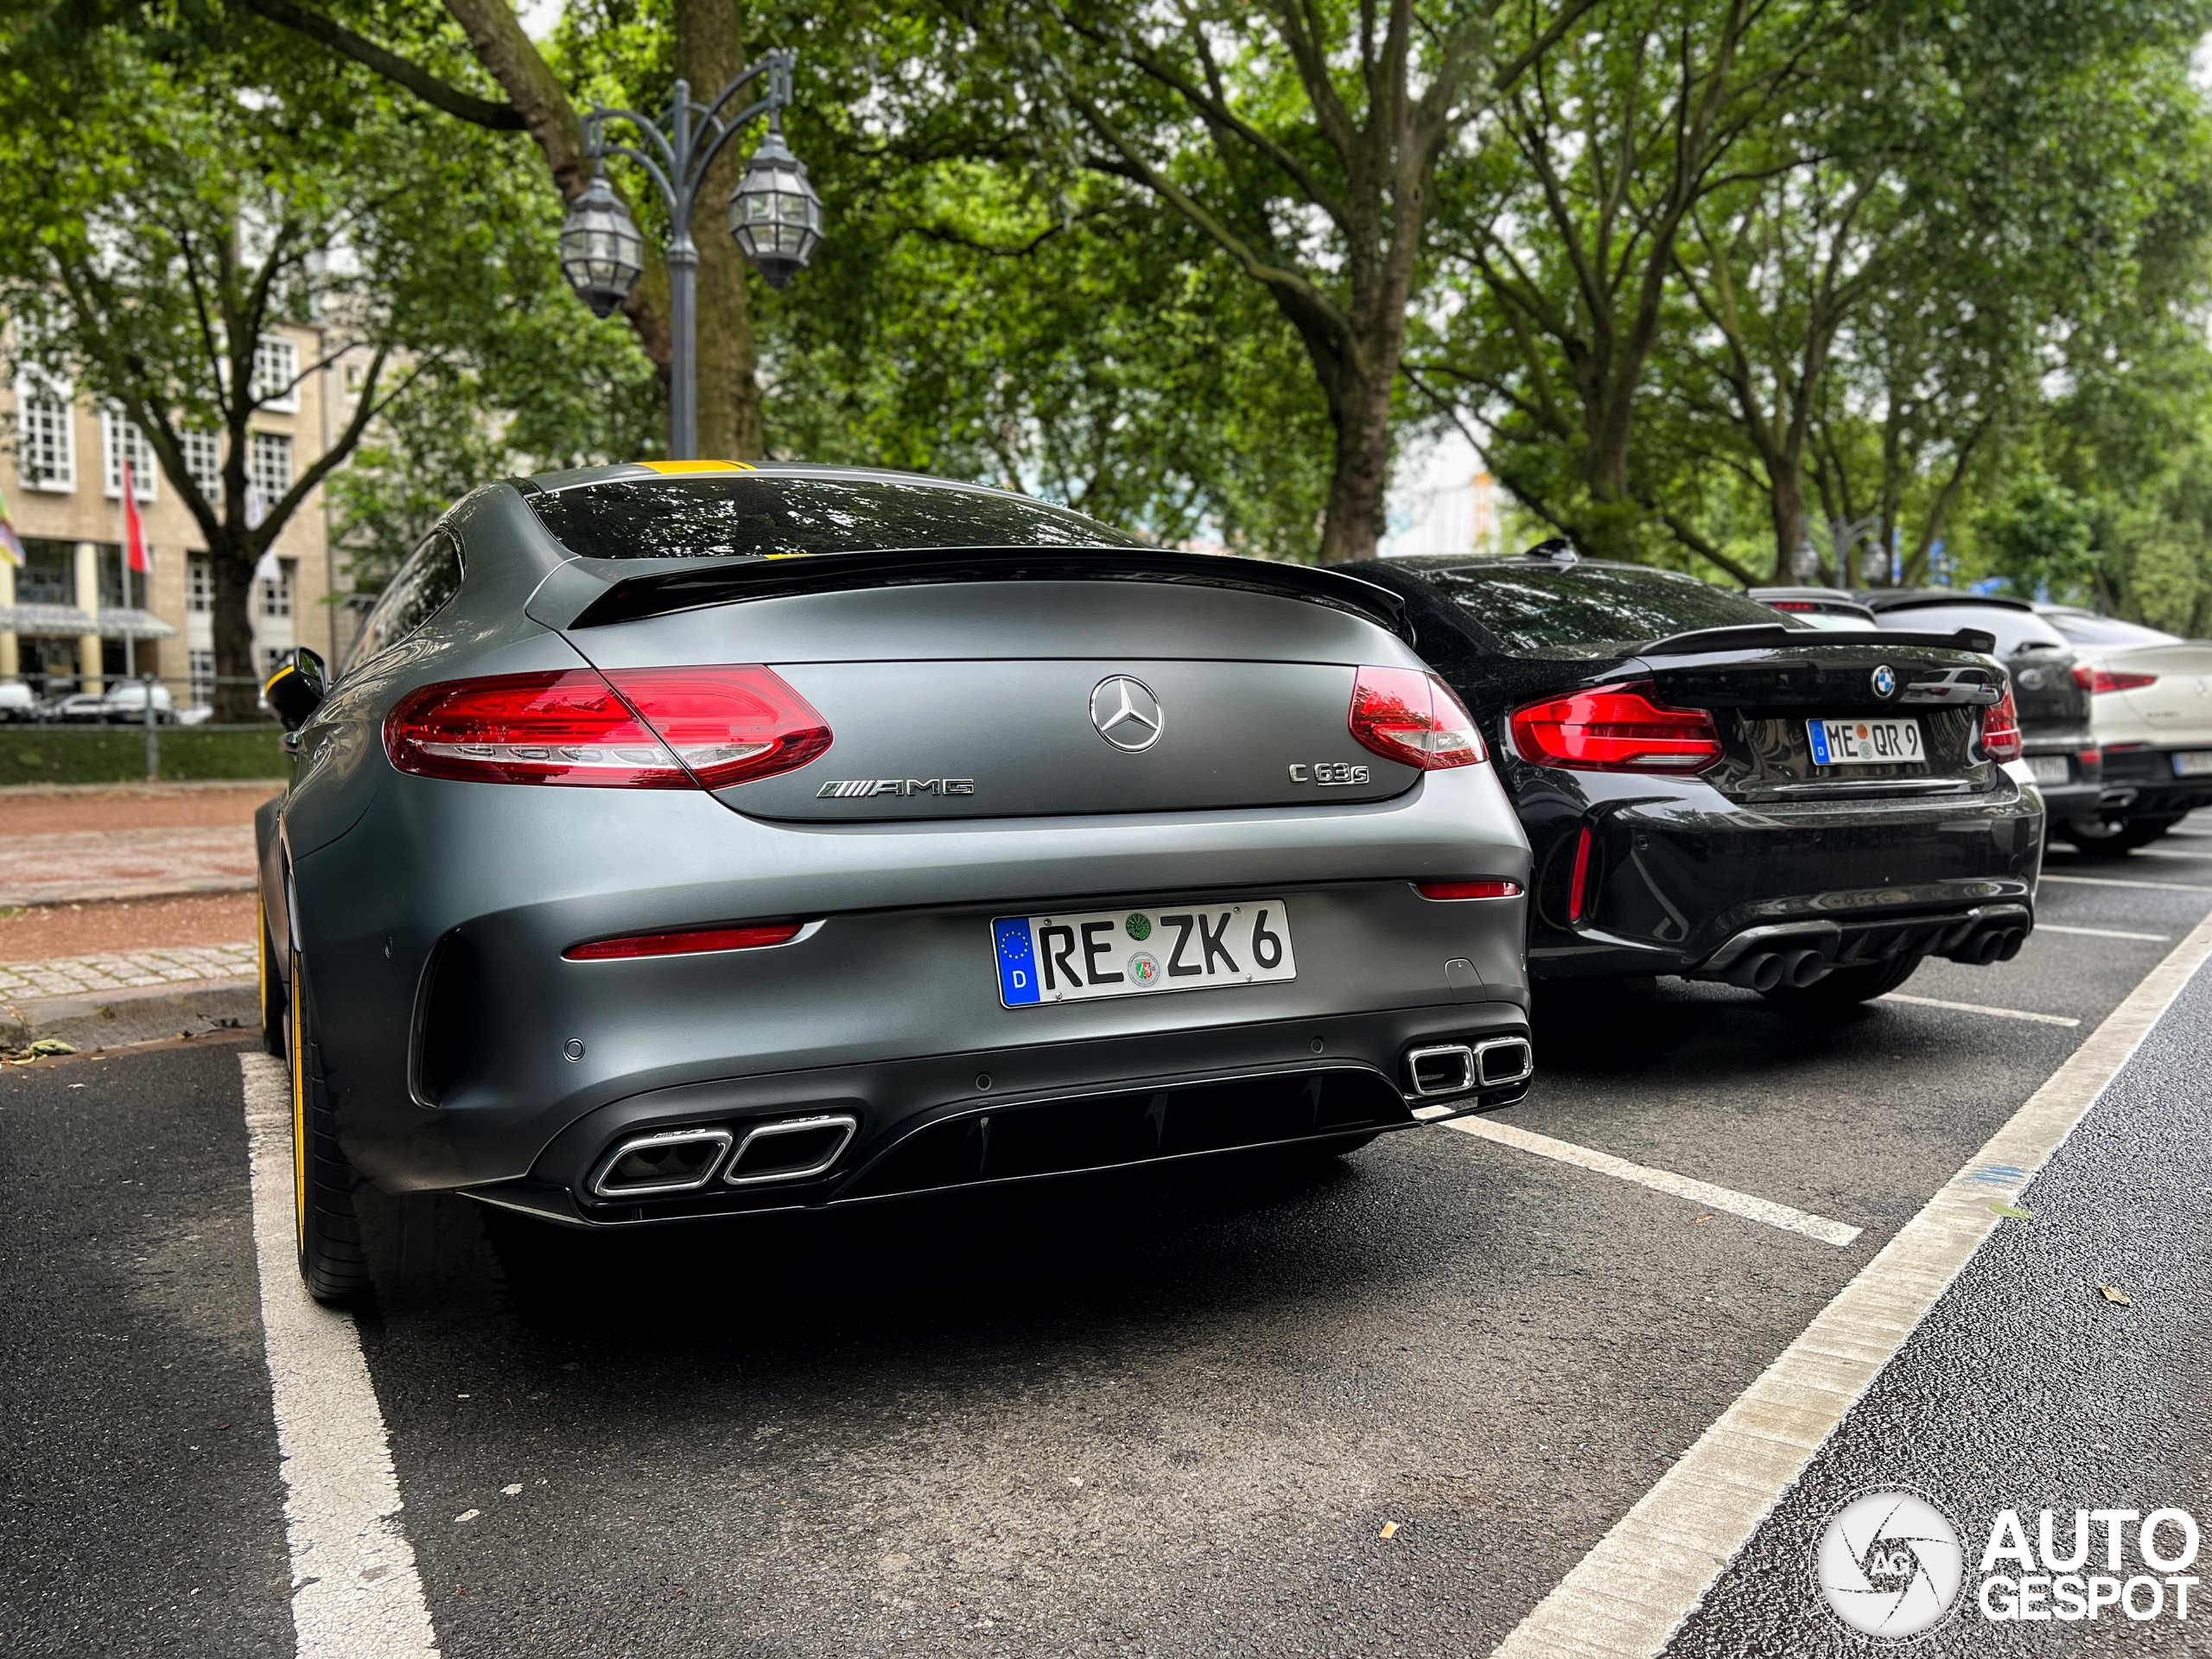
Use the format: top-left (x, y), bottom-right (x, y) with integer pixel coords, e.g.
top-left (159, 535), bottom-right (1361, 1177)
top-left (257, 463), bottom-right (1533, 1298)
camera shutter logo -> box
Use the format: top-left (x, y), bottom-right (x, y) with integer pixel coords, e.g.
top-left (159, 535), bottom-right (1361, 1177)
top-left (1815, 1491), bottom-right (1964, 1639)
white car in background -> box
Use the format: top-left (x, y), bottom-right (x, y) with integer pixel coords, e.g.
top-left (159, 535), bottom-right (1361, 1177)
top-left (0, 681), bottom-right (34, 722)
top-left (2039, 607), bottom-right (2212, 855)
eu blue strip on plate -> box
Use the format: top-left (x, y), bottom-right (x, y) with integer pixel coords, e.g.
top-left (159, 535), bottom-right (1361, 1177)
top-left (994, 917), bottom-right (1040, 1006)
top-left (1808, 721), bottom-right (1833, 766)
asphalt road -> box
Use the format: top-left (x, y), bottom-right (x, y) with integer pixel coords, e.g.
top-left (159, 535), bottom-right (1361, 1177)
top-left (5, 818), bottom-right (2211, 1658)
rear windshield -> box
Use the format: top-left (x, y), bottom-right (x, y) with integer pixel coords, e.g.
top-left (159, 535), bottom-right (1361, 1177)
top-left (2044, 612), bottom-right (2181, 646)
top-left (526, 475), bottom-right (1141, 561)
top-left (1408, 562), bottom-right (1799, 658)
top-left (1872, 603), bottom-right (2066, 656)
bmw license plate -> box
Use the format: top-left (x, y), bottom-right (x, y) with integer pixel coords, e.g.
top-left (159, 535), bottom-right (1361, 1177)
top-left (992, 900), bottom-right (1296, 1007)
top-left (2026, 755), bottom-right (2070, 785)
top-left (2174, 751), bottom-right (2212, 776)
top-left (1808, 717), bottom-right (1923, 766)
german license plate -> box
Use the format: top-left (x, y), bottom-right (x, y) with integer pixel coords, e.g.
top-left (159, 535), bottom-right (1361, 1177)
top-left (2174, 751), bottom-right (2212, 776)
top-left (1808, 717), bottom-right (1923, 766)
top-left (993, 900), bottom-right (1295, 1007)
top-left (2027, 755), bottom-right (2070, 785)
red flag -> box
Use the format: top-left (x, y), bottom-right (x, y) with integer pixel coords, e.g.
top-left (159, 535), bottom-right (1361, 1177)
top-left (121, 459), bottom-right (149, 574)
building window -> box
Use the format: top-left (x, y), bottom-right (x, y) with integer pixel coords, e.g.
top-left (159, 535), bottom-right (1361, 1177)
top-left (188, 553), bottom-right (213, 614)
top-left (263, 644), bottom-right (292, 680)
top-left (181, 429), bottom-right (222, 499)
top-left (343, 361), bottom-right (366, 396)
top-left (188, 648), bottom-right (215, 708)
top-left (259, 558), bottom-right (295, 619)
top-left (14, 375), bottom-right (75, 492)
top-left (251, 336), bottom-right (301, 412)
top-left (100, 410), bottom-right (157, 500)
top-left (248, 431), bottom-right (291, 519)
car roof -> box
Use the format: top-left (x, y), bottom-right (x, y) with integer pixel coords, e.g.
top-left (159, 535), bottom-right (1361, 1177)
top-left (524, 459), bottom-right (1038, 500)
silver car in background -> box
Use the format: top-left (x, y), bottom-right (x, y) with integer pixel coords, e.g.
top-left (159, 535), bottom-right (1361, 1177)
top-left (257, 463), bottom-right (1535, 1300)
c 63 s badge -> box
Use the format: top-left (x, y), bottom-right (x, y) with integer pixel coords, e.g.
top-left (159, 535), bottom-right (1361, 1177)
top-left (817, 778), bottom-right (976, 798)
top-left (1288, 762), bottom-right (1370, 785)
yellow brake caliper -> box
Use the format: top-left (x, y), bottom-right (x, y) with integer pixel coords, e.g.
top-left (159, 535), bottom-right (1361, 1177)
top-left (290, 965), bottom-right (308, 1250)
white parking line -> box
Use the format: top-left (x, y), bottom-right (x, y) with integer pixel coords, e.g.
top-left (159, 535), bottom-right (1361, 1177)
top-left (2042, 873), bottom-right (2212, 893)
top-left (1878, 992), bottom-right (2080, 1027)
top-left (1427, 1112), bottom-right (1861, 1247)
top-left (2037, 923), bottom-right (2171, 942)
top-left (239, 1053), bottom-right (441, 1658)
top-left (1487, 911), bottom-right (2212, 1659)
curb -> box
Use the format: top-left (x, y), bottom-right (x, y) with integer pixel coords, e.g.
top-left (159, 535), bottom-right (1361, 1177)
top-left (0, 877), bottom-right (259, 909)
top-left (2, 976), bottom-right (261, 1052)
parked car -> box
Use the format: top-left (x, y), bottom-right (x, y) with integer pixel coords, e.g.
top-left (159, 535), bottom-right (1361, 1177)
top-left (1357, 544), bottom-right (2039, 1012)
top-left (1748, 587), bottom-right (1881, 631)
top-left (0, 680), bottom-right (34, 722)
top-left (2035, 606), bottom-right (2212, 854)
top-left (257, 462), bottom-right (1536, 1300)
top-left (1854, 592), bottom-right (2101, 831)
top-left (37, 683), bottom-right (176, 724)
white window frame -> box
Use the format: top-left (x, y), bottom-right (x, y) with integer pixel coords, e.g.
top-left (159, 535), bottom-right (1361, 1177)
top-left (100, 409), bottom-right (158, 501)
top-left (188, 647), bottom-right (216, 709)
top-left (187, 552), bottom-right (213, 614)
top-left (258, 556), bottom-right (295, 620)
top-left (251, 336), bottom-right (301, 412)
top-left (248, 430), bottom-right (293, 515)
top-left (181, 428), bottom-right (223, 499)
top-left (13, 373), bottom-right (77, 493)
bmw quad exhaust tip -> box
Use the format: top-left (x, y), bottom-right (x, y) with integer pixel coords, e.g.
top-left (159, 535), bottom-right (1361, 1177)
top-left (588, 1127), bottom-right (734, 1198)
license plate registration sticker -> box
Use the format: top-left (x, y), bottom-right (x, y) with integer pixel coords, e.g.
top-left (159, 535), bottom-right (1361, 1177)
top-left (2174, 751), bottom-right (2212, 776)
top-left (1808, 717), bottom-right (1923, 766)
top-left (2027, 755), bottom-right (2070, 785)
top-left (993, 900), bottom-right (1295, 1007)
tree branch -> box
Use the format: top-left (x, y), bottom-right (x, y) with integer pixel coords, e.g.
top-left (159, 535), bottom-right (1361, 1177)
top-left (237, 0), bottom-right (526, 130)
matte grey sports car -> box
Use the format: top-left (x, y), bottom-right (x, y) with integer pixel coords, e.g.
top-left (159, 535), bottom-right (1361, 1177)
top-left (257, 462), bottom-right (1535, 1300)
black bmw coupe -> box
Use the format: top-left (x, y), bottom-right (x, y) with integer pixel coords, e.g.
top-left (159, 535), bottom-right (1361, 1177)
top-left (1359, 546), bottom-right (2043, 1008)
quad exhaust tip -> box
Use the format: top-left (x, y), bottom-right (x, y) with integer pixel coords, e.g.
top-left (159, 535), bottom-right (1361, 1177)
top-left (588, 1111), bottom-right (861, 1199)
top-left (1406, 1036), bottom-right (1533, 1098)
top-left (724, 1112), bottom-right (859, 1186)
top-left (588, 1127), bottom-right (734, 1198)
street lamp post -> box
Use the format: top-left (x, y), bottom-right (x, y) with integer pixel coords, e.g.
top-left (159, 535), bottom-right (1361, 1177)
top-left (557, 48), bottom-right (824, 460)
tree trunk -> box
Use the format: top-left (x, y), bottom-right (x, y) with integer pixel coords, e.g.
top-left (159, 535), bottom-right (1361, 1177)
top-left (209, 533), bottom-right (263, 723)
top-left (677, 0), bottom-right (766, 460)
top-left (1314, 353), bottom-right (1395, 563)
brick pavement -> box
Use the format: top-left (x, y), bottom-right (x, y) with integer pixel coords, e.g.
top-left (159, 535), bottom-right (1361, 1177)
top-left (0, 825), bottom-right (260, 907)
top-left (0, 944), bottom-right (257, 1003)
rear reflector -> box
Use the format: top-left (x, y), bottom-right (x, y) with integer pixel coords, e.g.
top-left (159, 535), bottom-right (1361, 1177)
top-left (1510, 683), bottom-right (1723, 772)
top-left (2081, 747), bottom-right (2102, 766)
top-left (2073, 664), bottom-right (2158, 694)
top-left (1980, 688), bottom-right (2024, 763)
top-left (1415, 880), bottom-right (1522, 899)
top-left (1349, 667), bottom-right (1487, 770)
top-left (564, 921), bottom-right (805, 961)
top-left (1567, 825), bottom-right (1594, 922)
top-left (385, 664), bottom-right (831, 790)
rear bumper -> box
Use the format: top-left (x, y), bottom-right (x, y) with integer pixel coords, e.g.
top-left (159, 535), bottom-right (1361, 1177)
top-left (2097, 748), bottom-right (2212, 819)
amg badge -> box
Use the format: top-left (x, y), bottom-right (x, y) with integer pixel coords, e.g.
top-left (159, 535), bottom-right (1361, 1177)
top-left (1287, 762), bottom-right (1370, 785)
top-left (817, 779), bottom-right (976, 798)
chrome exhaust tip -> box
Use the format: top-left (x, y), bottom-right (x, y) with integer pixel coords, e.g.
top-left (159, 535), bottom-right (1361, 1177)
top-left (1405, 1043), bottom-right (1476, 1098)
top-left (723, 1112), bottom-right (861, 1186)
top-left (1471, 1036), bottom-right (1534, 1087)
top-left (588, 1127), bottom-right (734, 1198)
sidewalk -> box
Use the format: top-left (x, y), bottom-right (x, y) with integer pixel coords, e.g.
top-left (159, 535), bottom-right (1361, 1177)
top-left (0, 779), bottom-right (275, 909)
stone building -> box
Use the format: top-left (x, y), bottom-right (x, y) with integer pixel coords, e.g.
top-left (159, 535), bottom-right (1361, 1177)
top-left (0, 322), bottom-right (352, 711)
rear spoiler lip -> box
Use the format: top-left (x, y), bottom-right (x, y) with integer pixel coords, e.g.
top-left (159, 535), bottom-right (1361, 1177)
top-left (550, 545), bottom-right (1415, 643)
top-left (1638, 623), bottom-right (1998, 657)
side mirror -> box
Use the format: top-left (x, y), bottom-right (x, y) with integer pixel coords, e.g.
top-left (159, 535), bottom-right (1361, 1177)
top-left (265, 647), bottom-right (327, 732)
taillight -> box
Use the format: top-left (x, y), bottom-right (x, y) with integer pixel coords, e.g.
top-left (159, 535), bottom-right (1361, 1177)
top-left (564, 920), bottom-right (804, 961)
top-left (1415, 880), bottom-right (1522, 899)
top-left (1509, 683), bottom-right (1723, 772)
top-left (385, 665), bottom-right (831, 789)
top-left (1980, 688), bottom-right (2023, 762)
top-left (2080, 747), bottom-right (2102, 767)
top-left (2072, 664), bottom-right (2157, 694)
top-left (1766, 600), bottom-right (1817, 612)
top-left (1349, 667), bottom-right (1486, 769)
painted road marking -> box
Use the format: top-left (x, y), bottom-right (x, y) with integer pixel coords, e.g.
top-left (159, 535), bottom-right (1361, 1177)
top-left (240, 1052), bottom-right (440, 1658)
top-left (1426, 1112), bottom-right (1861, 1248)
top-left (2041, 873), bottom-right (2212, 893)
top-left (2036, 923), bottom-right (2171, 942)
top-left (1879, 992), bottom-right (2080, 1027)
top-left (1486, 910), bottom-right (2212, 1659)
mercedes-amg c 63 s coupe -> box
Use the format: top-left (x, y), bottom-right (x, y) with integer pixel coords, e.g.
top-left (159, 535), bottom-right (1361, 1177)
top-left (257, 462), bottom-right (1535, 1300)
top-left (1357, 544), bottom-right (2044, 1010)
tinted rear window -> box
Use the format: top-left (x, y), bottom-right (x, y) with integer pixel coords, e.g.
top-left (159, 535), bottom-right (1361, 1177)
top-left (1872, 603), bottom-right (2066, 656)
top-left (2044, 612), bottom-right (2180, 646)
top-left (527, 476), bottom-right (1141, 561)
top-left (1408, 562), bottom-right (1797, 658)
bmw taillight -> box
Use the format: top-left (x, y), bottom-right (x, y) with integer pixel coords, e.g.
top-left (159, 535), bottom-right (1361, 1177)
top-left (385, 665), bottom-right (831, 789)
top-left (1509, 683), bottom-right (1723, 772)
top-left (1980, 688), bottom-right (2023, 762)
top-left (2071, 664), bottom-right (2158, 694)
top-left (1414, 880), bottom-right (1522, 899)
top-left (1349, 667), bottom-right (1487, 769)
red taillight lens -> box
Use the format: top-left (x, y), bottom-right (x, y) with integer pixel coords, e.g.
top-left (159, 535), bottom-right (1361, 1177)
top-left (602, 666), bottom-right (833, 789)
top-left (385, 665), bottom-right (832, 789)
top-left (1767, 600), bottom-right (1818, 612)
top-left (1980, 688), bottom-right (2023, 762)
top-left (1509, 683), bottom-right (1723, 772)
top-left (2080, 747), bottom-right (2102, 767)
top-left (1414, 880), bottom-right (1523, 899)
top-left (1567, 825), bottom-right (1594, 922)
top-left (385, 670), bottom-right (693, 787)
top-left (2072, 664), bottom-right (2157, 694)
top-left (1348, 667), bottom-right (1486, 770)
top-left (564, 920), bottom-right (804, 961)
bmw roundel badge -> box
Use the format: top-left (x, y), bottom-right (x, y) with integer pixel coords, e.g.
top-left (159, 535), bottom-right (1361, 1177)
top-left (1871, 664), bottom-right (1897, 699)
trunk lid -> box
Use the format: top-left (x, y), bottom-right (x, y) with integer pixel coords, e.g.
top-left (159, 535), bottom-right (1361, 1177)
top-left (2106, 642), bottom-right (2212, 738)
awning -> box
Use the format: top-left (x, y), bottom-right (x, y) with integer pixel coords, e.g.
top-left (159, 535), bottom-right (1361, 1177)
top-left (0, 604), bottom-right (175, 639)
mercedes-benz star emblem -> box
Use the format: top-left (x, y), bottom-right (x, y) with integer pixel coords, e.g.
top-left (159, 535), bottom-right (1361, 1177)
top-left (1090, 676), bottom-right (1165, 752)
top-left (1872, 664), bottom-right (1897, 699)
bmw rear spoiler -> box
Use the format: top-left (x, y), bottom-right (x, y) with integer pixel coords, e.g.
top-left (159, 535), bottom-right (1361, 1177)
top-left (1639, 623), bottom-right (1999, 657)
top-left (534, 545), bottom-right (1417, 645)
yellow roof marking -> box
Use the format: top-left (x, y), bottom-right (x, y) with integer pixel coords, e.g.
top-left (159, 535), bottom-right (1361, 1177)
top-left (633, 459), bottom-right (756, 474)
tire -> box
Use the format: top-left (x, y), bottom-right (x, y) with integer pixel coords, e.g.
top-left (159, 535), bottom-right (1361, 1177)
top-left (1758, 955), bottom-right (1920, 1011)
top-left (2059, 814), bottom-right (2182, 857)
top-left (289, 951), bottom-right (372, 1303)
top-left (258, 899), bottom-right (287, 1058)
